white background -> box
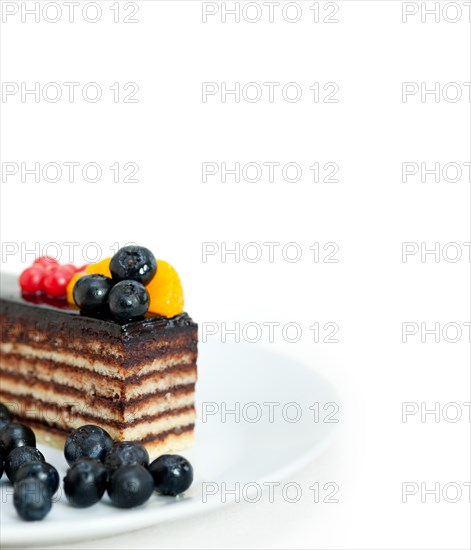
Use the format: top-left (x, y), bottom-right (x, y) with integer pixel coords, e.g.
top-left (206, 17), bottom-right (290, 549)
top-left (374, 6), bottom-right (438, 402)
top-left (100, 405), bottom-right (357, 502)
top-left (1, 1), bottom-right (470, 548)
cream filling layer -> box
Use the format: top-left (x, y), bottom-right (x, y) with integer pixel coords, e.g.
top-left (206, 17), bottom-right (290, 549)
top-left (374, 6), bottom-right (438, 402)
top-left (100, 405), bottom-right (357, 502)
top-left (0, 357), bottom-right (196, 400)
top-left (12, 403), bottom-right (196, 441)
top-left (0, 382), bottom-right (195, 423)
top-left (0, 342), bottom-right (196, 378)
top-left (1, 328), bottom-right (187, 359)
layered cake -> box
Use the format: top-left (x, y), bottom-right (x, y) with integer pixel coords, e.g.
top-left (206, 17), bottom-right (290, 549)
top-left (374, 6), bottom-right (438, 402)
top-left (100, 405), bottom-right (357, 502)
top-left (0, 247), bottom-right (197, 457)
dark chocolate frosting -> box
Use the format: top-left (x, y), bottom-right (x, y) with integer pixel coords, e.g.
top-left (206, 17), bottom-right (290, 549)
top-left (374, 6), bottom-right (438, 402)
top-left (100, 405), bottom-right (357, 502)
top-left (0, 272), bottom-right (196, 342)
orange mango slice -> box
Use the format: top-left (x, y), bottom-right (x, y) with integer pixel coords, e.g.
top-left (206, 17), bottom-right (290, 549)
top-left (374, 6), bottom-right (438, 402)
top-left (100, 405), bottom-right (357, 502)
top-left (147, 259), bottom-right (184, 318)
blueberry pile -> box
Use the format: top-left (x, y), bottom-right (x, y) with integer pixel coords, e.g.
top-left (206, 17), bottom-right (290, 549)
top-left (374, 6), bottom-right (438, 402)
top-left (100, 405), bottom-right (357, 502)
top-left (73, 245), bottom-right (157, 321)
top-left (0, 412), bottom-right (56, 521)
top-left (0, 406), bottom-right (194, 522)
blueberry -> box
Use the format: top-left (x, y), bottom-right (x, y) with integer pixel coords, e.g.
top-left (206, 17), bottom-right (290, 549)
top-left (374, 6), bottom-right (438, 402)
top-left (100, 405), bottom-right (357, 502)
top-left (108, 280), bottom-right (149, 321)
top-left (64, 425), bottom-right (113, 466)
top-left (109, 246), bottom-right (157, 285)
top-left (73, 274), bottom-right (114, 313)
top-left (104, 442), bottom-right (149, 472)
top-left (107, 464), bottom-right (154, 508)
top-left (15, 461), bottom-right (59, 497)
top-left (5, 446), bottom-right (45, 482)
top-left (14, 478), bottom-right (52, 521)
top-left (149, 454), bottom-right (193, 496)
top-left (63, 458), bottom-right (108, 507)
top-left (0, 402), bottom-right (12, 431)
top-left (0, 423), bottom-right (36, 456)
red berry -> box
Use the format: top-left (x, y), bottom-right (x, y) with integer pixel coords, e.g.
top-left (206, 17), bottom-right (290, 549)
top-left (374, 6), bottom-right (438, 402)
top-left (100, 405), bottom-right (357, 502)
top-left (34, 256), bottom-right (59, 271)
top-left (19, 267), bottom-right (46, 294)
top-left (77, 265), bottom-right (88, 272)
top-left (42, 267), bottom-right (74, 297)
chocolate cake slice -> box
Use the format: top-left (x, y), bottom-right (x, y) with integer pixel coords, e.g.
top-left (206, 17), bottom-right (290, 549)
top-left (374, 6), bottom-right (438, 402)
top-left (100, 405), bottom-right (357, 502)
top-left (0, 273), bottom-right (197, 457)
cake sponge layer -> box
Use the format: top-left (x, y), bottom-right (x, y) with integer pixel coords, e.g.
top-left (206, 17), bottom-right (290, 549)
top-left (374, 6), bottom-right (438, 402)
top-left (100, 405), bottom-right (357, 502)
top-left (0, 353), bottom-right (197, 401)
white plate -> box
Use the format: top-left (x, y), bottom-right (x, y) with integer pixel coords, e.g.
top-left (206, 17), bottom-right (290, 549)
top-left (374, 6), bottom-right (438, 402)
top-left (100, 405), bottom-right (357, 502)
top-left (0, 342), bottom-right (337, 547)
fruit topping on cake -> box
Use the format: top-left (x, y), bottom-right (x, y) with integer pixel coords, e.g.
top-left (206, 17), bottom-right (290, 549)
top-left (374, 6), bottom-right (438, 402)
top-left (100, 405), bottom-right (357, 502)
top-left (19, 257), bottom-right (84, 298)
top-left (65, 245), bottom-right (185, 321)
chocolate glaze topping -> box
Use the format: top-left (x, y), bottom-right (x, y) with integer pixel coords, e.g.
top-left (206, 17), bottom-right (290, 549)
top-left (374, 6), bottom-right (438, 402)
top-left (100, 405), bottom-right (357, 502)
top-left (0, 273), bottom-right (197, 343)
